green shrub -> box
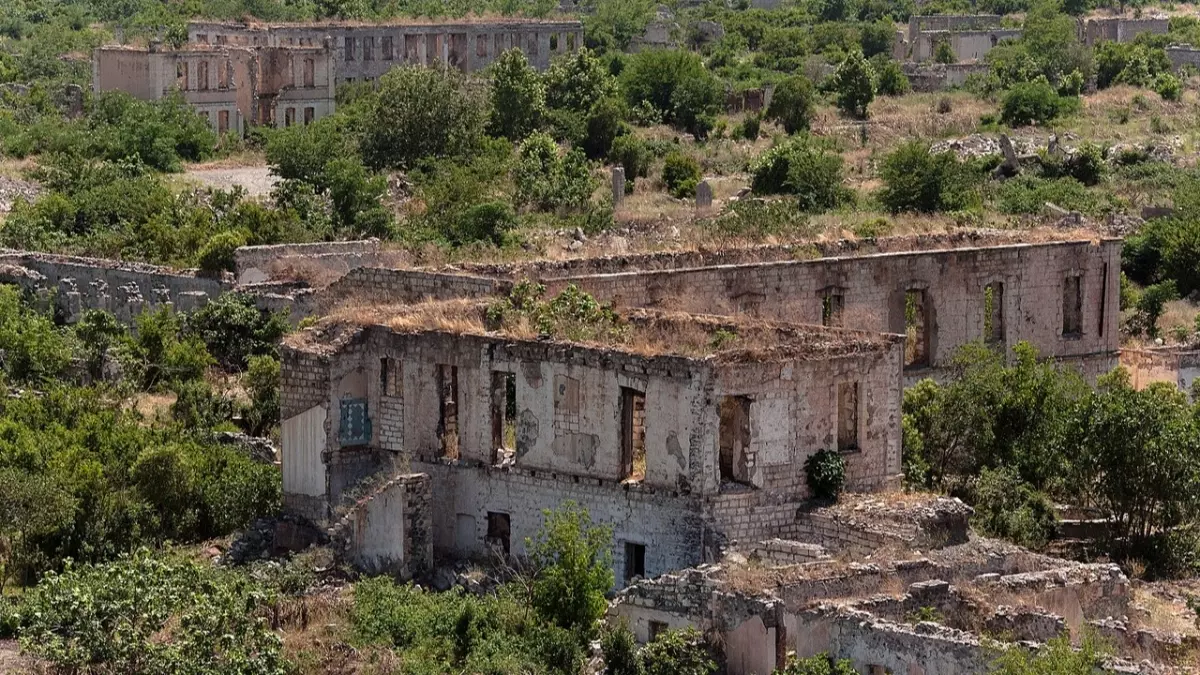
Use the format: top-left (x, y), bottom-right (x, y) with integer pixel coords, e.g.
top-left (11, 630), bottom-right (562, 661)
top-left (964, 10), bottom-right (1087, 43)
top-left (621, 49), bottom-right (719, 134)
top-left (545, 48), bottom-right (619, 116)
top-left (934, 39), bottom-right (956, 65)
top-left (196, 230), bottom-right (245, 276)
top-left (804, 448), bottom-right (847, 501)
top-left (973, 467), bottom-right (1058, 549)
top-left (878, 141), bottom-right (980, 214)
top-left (514, 132), bottom-right (596, 211)
top-left (640, 627), bottom-right (716, 675)
top-left (853, 217), bottom-right (893, 238)
top-left (779, 652), bottom-right (857, 675)
top-left (19, 550), bottom-right (286, 674)
top-left (832, 49), bottom-right (875, 119)
top-left (185, 292), bottom-right (289, 372)
top-left (600, 621), bottom-right (643, 675)
top-left (1000, 81), bottom-right (1077, 127)
top-left (453, 201), bottom-right (518, 246)
top-left (581, 97), bottom-right (628, 160)
top-left (874, 59), bottom-right (911, 96)
top-left (662, 152), bottom-right (701, 199)
top-left (766, 75), bottom-right (816, 134)
top-left (1058, 69), bottom-right (1085, 96)
top-left (749, 136), bottom-right (851, 212)
top-left (1154, 72), bottom-right (1183, 102)
top-left (529, 501), bottom-right (613, 637)
top-left (488, 48), bottom-right (546, 141)
top-left (736, 113), bottom-right (761, 140)
top-left (609, 134), bottom-right (652, 191)
top-left (995, 176), bottom-right (1095, 215)
top-left (243, 355), bottom-right (281, 436)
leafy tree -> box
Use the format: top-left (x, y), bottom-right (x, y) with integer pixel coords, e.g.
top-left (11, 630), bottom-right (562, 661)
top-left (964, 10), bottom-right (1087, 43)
top-left (749, 136), bottom-right (851, 212)
top-left (601, 621), bottom-right (643, 675)
top-left (1129, 280), bottom-right (1178, 338)
top-left (640, 628), bottom-right (716, 675)
top-left (265, 117), bottom-right (353, 190)
top-left (132, 307), bottom-right (213, 389)
top-left (670, 72), bottom-right (721, 139)
top-left (620, 50), bottom-right (714, 129)
top-left (0, 467), bottom-right (75, 591)
top-left (359, 66), bottom-right (487, 170)
top-left (198, 230), bottom-right (246, 275)
top-left (832, 48), bottom-right (875, 119)
top-left (874, 59), bottom-right (911, 96)
top-left (934, 38), bottom-right (955, 64)
top-left (545, 48), bottom-right (618, 115)
top-left (0, 285), bottom-right (73, 384)
top-left (992, 631), bottom-right (1106, 674)
top-left (1067, 372), bottom-right (1200, 557)
top-left (452, 201), bottom-right (518, 246)
top-left (609, 134), bottom-right (651, 191)
top-left (878, 141), bottom-right (979, 214)
top-left (489, 48), bottom-right (546, 141)
top-left (528, 501), bottom-right (613, 638)
top-left (1000, 80), bottom-right (1076, 127)
top-left (582, 97), bottom-right (628, 160)
top-left (766, 74), bottom-right (816, 134)
top-left (514, 132), bottom-right (597, 211)
top-left (584, 0), bottom-right (656, 50)
top-left (973, 466), bottom-right (1058, 549)
top-left (243, 355), bottom-right (280, 436)
top-left (74, 309), bottom-right (128, 381)
top-left (186, 292), bottom-right (289, 371)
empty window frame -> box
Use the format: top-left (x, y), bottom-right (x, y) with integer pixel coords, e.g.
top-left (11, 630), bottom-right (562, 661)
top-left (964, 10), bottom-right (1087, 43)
top-left (648, 620), bottom-right (667, 642)
top-left (486, 512), bottom-right (510, 555)
top-left (363, 36), bottom-right (374, 61)
top-left (550, 33), bottom-right (559, 51)
top-left (620, 387), bottom-right (646, 482)
top-left (344, 36), bottom-right (356, 61)
top-left (217, 60), bottom-right (231, 88)
top-left (216, 34), bottom-right (227, 45)
top-left (437, 364), bottom-right (460, 459)
top-left (303, 58), bottom-right (315, 87)
top-left (217, 110), bottom-right (229, 133)
top-left (624, 542), bottom-right (646, 583)
top-left (567, 33), bottom-right (576, 50)
top-left (197, 61), bottom-right (209, 90)
top-left (718, 396), bottom-right (751, 484)
top-left (284, 107), bottom-right (295, 126)
top-left (490, 371), bottom-right (517, 465)
top-left (196, 33), bottom-right (209, 44)
top-left (904, 289), bottom-right (930, 368)
top-left (476, 34), bottom-right (488, 57)
top-left (984, 281), bottom-right (1004, 345)
top-left (380, 357), bottom-right (400, 397)
top-left (303, 107), bottom-right (315, 124)
top-left (1099, 263), bottom-right (1109, 337)
top-left (837, 382), bottom-right (859, 452)
top-left (1063, 274), bottom-right (1083, 337)
top-left (382, 35), bottom-right (394, 60)
top-left (821, 288), bottom-right (844, 328)
top-left (176, 62), bottom-right (189, 89)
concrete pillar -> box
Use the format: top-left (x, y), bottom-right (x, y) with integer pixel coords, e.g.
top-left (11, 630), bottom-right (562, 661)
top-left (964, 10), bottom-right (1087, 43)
top-left (612, 167), bottom-right (625, 208)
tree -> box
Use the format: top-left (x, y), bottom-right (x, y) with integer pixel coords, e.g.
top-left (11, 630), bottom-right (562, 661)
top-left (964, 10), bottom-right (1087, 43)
top-left (1067, 372), bottom-right (1200, 554)
top-left (874, 59), bottom-right (911, 96)
top-left (488, 48), bottom-right (546, 141)
top-left (243, 355), bottom-right (280, 436)
top-left (878, 141), bottom-right (979, 214)
top-left (749, 136), bottom-right (851, 212)
top-left (584, 0), bottom-right (656, 50)
top-left (582, 97), bottom-right (627, 160)
top-left (0, 468), bottom-right (75, 590)
top-left (197, 230), bottom-right (245, 276)
top-left (640, 628), bottom-right (716, 675)
top-left (620, 50), bottom-right (714, 128)
top-left (662, 152), bottom-right (701, 199)
top-left (934, 39), bottom-right (956, 64)
top-left (186, 292), bottom-right (289, 371)
top-left (778, 653), bottom-right (857, 675)
top-left (514, 132), bottom-right (597, 212)
top-left (832, 49), bottom-right (875, 119)
top-left (545, 48), bottom-right (618, 115)
top-left (670, 72), bottom-right (721, 139)
top-left (528, 501), bottom-right (613, 637)
top-left (359, 66), bottom-right (487, 170)
top-left (1000, 80), bottom-right (1075, 127)
top-left (765, 75), bottom-right (816, 134)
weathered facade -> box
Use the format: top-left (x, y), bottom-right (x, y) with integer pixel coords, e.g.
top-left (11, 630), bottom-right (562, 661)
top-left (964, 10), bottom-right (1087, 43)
top-left (1081, 16), bottom-right (1170, 45)
top-left (910, 28), bottom-right (1022, 62)
top-left (187, 18), bottom-right (584, 79)
top-left (281, 309), bottom-right (904, 584)
top-left (92, 40), bottom-right (336, 134)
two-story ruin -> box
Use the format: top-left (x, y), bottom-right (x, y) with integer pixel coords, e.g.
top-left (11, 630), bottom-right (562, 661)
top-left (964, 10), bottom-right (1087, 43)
top-left (92, 40), bottom-right (336, 134)
top-left (187, 18), bottom-right (585, 80)
top-left (282, 302), bottom-right (904, 582)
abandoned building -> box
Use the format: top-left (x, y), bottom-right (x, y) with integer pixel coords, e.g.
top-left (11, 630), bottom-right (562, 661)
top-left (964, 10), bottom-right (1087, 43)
top-left (277, 233), bottom-right (1122, 384)
top-left (92, 40), bottom-right (336, 134)
top-left (899, 16), bottom-right (1021, 63)
top-left (186, 18), bottom-right (585, 79)
top-left (1081, 15), bottom-right (1170, 45)
top-left (280, 302), bottom-right (905, 582)
top-left (610, 493), bottom-right (1186, 675)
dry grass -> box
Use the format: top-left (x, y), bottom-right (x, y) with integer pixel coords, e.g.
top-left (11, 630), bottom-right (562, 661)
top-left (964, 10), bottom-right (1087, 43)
top-left (1155, 299), bottom-right (1199, 344)
top-left (1131, 586), bottom-right (1200, 636)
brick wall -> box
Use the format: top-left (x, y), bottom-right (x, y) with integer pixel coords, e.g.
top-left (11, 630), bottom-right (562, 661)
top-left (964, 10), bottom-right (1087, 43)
top-left (313, 267), bottom-right (511, 315)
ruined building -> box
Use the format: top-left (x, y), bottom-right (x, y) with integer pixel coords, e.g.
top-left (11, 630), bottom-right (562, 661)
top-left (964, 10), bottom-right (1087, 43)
top-left (282, 304), bottom-right (904, 581)
top-left (92, 40), bottom-right (336, 134)
top-left (901, 15), bottom-right (1021, 63)
top-left (186, 18), bottom-right (585, 79)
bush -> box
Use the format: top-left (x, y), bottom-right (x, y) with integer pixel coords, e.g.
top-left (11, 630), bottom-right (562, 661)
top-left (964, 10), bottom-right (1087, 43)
top-left (196, 230), bottom-right (245, 276)
top-left (514, 132), bottom-right (597, 212)
top-left (766, 75), bottom-right (816, 134)
top-left (662, 152), bottom-right (701, 199)
top-left (581, 97), bottom-right (627, 160)
top-left (878, 141), bottom-right (979, 214)
top-left (736, 114), bottom-right (761, 141)
top-left (995, 176), bottom-right (1095, 215)
top-left (640, 628), bottom-right (716, 675)
top-left (360, 66), bottom-right (487, 170)
top-left (609, 135), bottom-right (652, 191)
top-left (529, 501), bottom-right (613, 637)
top-left (488, 48), bottom-right (546, 141)
top-left (779, 653), bottom-right (857, 675)
top-left (1000, 81), bottom-right (1076, 127)
top-left (804, 448), bottom-right (847, 501)
top-left (832, 49), bottom-right (875, 119)
top-left (934, 39), bottom-right (956, 65)
top-left (621, 49), bottom-right (719, 132)
top-left (243, 355), bottom-right (281, 436)
top-left (1154, 72), bottom-right (1183, 102)
top-left (453, 201), bottom-right (518, 246)
top-left (19, 550), bottom-right (286, 674)
top-left (749, 136), bottom-right (851, 212)
top-left (601, 621), bottom-right (643, 675)
top-left (185, 292), bottom-right (289, 371)
top-left (973, 467), bottom-right (1058, 549)
top-left (874, 60), bottom-right (911, 96)
top-left (545, 48), bottom-right (618, 115)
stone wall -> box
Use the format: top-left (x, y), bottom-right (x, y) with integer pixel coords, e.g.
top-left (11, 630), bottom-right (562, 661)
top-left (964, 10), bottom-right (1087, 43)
top-left (1083, 17), bottom-right (1169, 45)
top-left (310, 267), bottom-right (512, 316)
top-left (1122, 347), bottom-right (1200, 393)
top-left (904, 62), bottom-right (989, 91)
top-left (911, 29), bottom-right (1022, 62)
top-left (908, 14), bottom-right (1003, 40)
top-left (234, 239), bottom-right (385, 285)
top-left (328, 472), bottom-right (432, 578)
top-left (542, 239), bottom-right (1122, 382)
top-left (0, 250), bottom-right (227, 323)
top-left (1167, 44), bottom-right (1200, 71)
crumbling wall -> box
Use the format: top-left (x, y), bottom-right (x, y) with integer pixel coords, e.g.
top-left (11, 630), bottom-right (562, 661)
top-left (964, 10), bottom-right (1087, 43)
top-left (1167, 44), bottom-right (1200, 71)
top-left (1083, 17), bottom-right (1169, 45)
top-left (1121, 347), bottom-right (1200, 393)
top-left (234, 239), bottom-right (386, 285)
top-left (904, 63), bottom-right (989, 91)
top-left (911, 29), bottom-right (1021, 62)
top-left (543, 239), bottom-right (1122, 381)
top-left (0, 251), bottom-right (227, 323)
top-left (281, 345), bottom-right (334, 522)
top-left (908, 14), bottom-right (1003, 39)
top-left (984, 563), bottom-right (1129, 636)
top-left (329, 472), bottom-right (433, 578)
top-left (313, 267), bottom-right (511, 316)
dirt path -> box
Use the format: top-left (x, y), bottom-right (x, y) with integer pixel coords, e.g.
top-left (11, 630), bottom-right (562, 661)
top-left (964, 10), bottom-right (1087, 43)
top-left (184, 165), bottom-right (278, 197)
